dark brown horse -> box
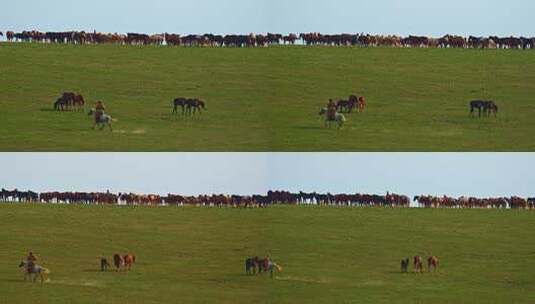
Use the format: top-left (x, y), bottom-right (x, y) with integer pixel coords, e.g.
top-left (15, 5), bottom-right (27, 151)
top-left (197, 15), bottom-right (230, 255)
top-left (53, 92), bottom-right (75, 111)
top-left (73, 94), bottom-right (85, 111)
top-left (185, 98), bottom-right (206, 116)
top-left (414, 256), bottom-right (424, 273)
top-left (113, 254), bottom-right (124, 272)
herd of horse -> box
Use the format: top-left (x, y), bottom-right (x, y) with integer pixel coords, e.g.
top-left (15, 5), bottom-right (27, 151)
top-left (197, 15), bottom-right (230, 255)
top-left (2, 188), bottom-right (534, 209)
top-left (53, 92), bottom-right (85, 112)
top-left (172, 97), bottom-right (207, 116)
top-left (49, 89), bottom-right (496, 132)
top-left (401, 256), bottom-right (440, 273)
top-left (51, 92), bottom-right (207, 131)
top-left (100, 254), bottom-right (136, 272)
top-left (469, 100), bottom-right (499, 118)
top-left (245, 257), bottom-right (282, 278)
top-left (3, 30), bottom-right (535, 49)
top-left (319, 95), bottom-right (367, 129)
top-left (18, 253), bottom-right (135, 283)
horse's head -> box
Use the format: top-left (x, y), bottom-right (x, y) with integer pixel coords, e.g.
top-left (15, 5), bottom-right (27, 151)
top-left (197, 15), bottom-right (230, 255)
top-left (88, 109), bottom-right (95, 116)
top-left (199, 101), bottom-right (206, 109)
top-left (318, 108), bottom-right (327, 116)
top-left (19, 261), bottom-right (26, 268)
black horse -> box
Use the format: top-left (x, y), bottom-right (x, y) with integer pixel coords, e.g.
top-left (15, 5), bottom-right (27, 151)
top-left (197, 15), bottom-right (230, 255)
top-left (172, 97), bottom-right (187, 115)
top-left (470, 100), bottom-right (498, 117)
top-left (173, 98), bottom-right (207, 116)
top-left (245, 257), bottom-right (259, 275)
top-left (401, 258), bottom-right (409, 273)
top-left (336, 99), bottom-right (357, 113)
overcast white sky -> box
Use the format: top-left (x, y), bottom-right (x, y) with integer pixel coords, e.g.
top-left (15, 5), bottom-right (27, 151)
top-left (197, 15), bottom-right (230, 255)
top-left (1, 153), bottom-right (534, 199)
top-left (1, 0), bottom-right (534, 37)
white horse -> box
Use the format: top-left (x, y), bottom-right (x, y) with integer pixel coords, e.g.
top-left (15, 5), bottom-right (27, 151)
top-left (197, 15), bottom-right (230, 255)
top-left (19, 261), bottom-right (50, 282)
top-left (268, 261), bottom-right (283, 279)
top-left (319, 108), bottom-right (346, 129)
top-left (88, 109), bottom-right (113, 131)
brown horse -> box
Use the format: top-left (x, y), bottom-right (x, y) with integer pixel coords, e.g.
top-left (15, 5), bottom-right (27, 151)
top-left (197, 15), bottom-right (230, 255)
top-left (113, 254), bottom-right (124, 272)
top-left (73, 94), bottom-right (85, 111)
top-left (123, 254), bottom-right (136, 271)
top-left (427, 256), bottom-right (439, 272)
top-left (413, 256), bottom-right (424, 273)
top-left (358, 96), bottom-right (366, 112)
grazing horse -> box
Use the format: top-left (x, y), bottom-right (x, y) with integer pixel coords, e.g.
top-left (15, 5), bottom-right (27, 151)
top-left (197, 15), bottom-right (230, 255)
top-left (185, 98), bottom-right (206, 116)
top-left (88, 109), bottom-right (113, 131)
top-left (113, 254), bottom-right (124, 271)
top-left (358, 96), bottom-right (366, 113)
top-left (486, 101), bottom-right (498, 117)
top-left (53, 92), bottom-right (77, 111)
top-left (172, 97), bottom-right (187, 115)
top-left (401, 258), bottom-right (409, 273)
top-left (54, 97), bottom-right (68, 111)
top-left (101, 257), bottom-right (110, 272)
top-left (336, 99), bottom-right (357, 113)
top-left (470, 100), bottom-right (487, 117)
top-left (72, 94), bottom-right (85, 111)
top-left (427, 256), bottom-right (439, 272)
top-left (123, 254), bottom-right (136, 271)
top-left (319, 108), bottom-right (346, 129)
top-left (245, 257), bottom-right (259, 275)
top-left (413, 256), bottom-right (424, 273)
top-left (19, 261), bottom-right (50, 282)
top-left (470, 100), bottom-right (497, 118)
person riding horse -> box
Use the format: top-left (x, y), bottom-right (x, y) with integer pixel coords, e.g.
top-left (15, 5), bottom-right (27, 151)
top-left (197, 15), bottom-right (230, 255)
top-left (94, 101), bottom-right (106, 123)
top-left (26, 251), bottom-right (37, 274)
top-left (327, 99), bottom-right (337, 121)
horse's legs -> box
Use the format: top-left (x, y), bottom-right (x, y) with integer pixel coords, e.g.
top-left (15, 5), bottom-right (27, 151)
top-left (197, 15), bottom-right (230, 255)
top-left (108, 123), bottom-right (113, 132)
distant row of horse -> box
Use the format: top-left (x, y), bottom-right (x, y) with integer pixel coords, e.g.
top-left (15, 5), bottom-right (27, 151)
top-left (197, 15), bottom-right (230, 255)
top-left (54, 92), bottom-right (85, 111)
top-left (3, 30), bottom-right (535, 49)
top-left (401, 256), bottom-right (440, 273)
top-left (2, 188), bottom-right (534, 209)
top-left (172, 97), bottom-right (207, 116)
top-left (470, 100), bottom-right (498, 118)
top-left (101, 254), bottom-right (136, 272)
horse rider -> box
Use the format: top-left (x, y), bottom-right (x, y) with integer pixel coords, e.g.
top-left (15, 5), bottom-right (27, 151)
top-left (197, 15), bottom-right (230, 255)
top-left (26, 251), bottom-right (37, 273)
top-left (95, 100), bottom-right (106, 122)
top-left (327, 99), bottom-right (337, 121)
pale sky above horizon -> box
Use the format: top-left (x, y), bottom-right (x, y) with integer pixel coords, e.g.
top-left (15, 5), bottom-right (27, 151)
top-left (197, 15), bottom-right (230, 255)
top-left (1, 0), bottom-right (534, 37)
top-left (0, 153), bottom-right (534, 200)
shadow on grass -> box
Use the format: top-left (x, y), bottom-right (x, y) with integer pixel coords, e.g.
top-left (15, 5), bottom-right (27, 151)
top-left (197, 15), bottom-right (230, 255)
top-left (82, 269), bottom-right (103, 273)
top-left (2, 278), bottom-right (29, 283)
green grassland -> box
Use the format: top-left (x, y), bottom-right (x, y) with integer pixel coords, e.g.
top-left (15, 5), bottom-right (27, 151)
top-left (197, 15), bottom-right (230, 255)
top-left (1, 204), bottom-right (534, 303)
top-left (0, 43), bottom-right (534, 151)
